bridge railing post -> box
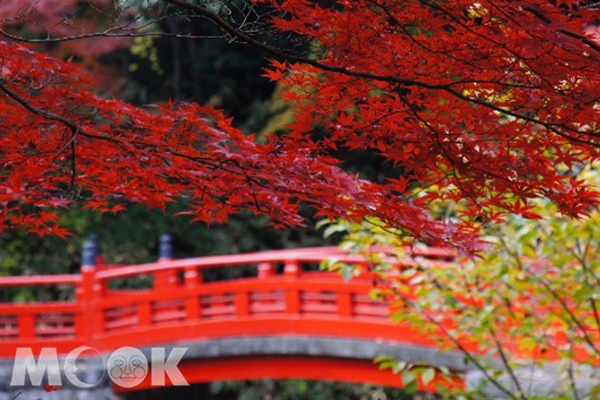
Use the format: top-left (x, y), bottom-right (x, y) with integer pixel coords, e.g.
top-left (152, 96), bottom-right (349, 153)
top-left (184, 266), bottom-right (202, 320)
top-left (257, 262), bottom-right (274, 278)
top-left (284, 260), bottom-right (301, 314)
top-left (18, 312), bottom-right (35, 341)
top-left (337, 291), bottom-right (353, 318)
top-left (137, 301), bottom-right (153, 328)
top-left (234, 291), bottom-right (250, 317)
top-left (154, 233), bottom-right (178, 290)
top-left (76, 234), bottom-right (100, 343)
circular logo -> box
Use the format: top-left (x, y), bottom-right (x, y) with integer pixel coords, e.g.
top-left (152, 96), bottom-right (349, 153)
top-left (107, 347), bottom-right (148, 388)
top-left (63, 346), bottom-right (105, 388)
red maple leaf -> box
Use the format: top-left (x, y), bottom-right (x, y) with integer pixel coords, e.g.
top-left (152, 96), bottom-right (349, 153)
top-left (43, 384), bottom-right (62, 392)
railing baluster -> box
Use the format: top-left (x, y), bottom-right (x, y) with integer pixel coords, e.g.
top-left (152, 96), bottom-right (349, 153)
top-left (284, 260), bottom-right (301, 278)
top-left (258, 262), bottom-right (274, 278)
top-left (235, 292), bottom-right (250, 317)
top-left (78, 236), bottom-right (98, 341)
top-left (153, 271), bottom-right (170, 289)
top-left (184, 266), bottom-right (201, 320)
top-left (284, 260), bottom-right (301, 314)
top-left (19, 314), bottom-right (35, 340)
top-left (138, 302), bottom-right (152, 327)
top-left (92, 280), bottom-right (106, 334)
top-left (3, 246), bottom-right (415, 351)
top-left (337, 292), bottom-right (353, 317)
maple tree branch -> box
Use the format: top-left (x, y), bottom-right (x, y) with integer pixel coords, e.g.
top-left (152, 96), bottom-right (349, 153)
top-left (421, 1), bottom-right (574, 93)
top-left (439, 87), bottom-right (600, 148)
top-left (591, 299), bottom-right (600, 340)
top-left (0, 80), bottom-right (81, 135)
top-left (161, 0), bottom-right (600, 149)
top-left (376, 276), bottom-right (520, 399)
top-left (522, 6), bottom-right (600, 54)
top-left (570, 239), bottom-right (600, 286)
top-left (160, 0), bottom-right (446, 89)
top-left (0, 28), bottom-right (224, 42)
top-left (0, 5), bottom-right (210, 42)
top-left (363, 217), bottom-right (411, 239)
top-left (0, 79), bottom-right (224, 168)
top-left (567, 340), bottom-right (581, 400)
top-left (4, 0), bottom-right (595, 147)
top-left (488, 324), bottom-right (527, 400)
top-left (501, 237), bottom-right (600, 358)
top-left (0, 77), bottom-right (320, 213)
top-left (366, 0), bottom-right (538, 92)
top-left (568, 239), bottom-right (600, 341)
top-left (70, 140), bottom-right (76, 191)
top-left (0, 78), bottom-right (146, 166)
top-left (0, 79), bottom-right (217, 172)
top-left (540, 277), bottom-right (600, 357)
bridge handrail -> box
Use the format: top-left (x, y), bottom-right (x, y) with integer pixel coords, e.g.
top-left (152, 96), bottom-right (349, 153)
top-left (96, 247), bottom-right (453, 281)
top-left (0, 244), bottom-right (459, 359)
top-left (0, 246), bottom-right (455, 288)
top-left (0, 274), bottom-right (81, 286)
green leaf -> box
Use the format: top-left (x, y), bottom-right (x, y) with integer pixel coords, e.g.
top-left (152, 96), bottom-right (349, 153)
top-left (392, 361), bottom-right (408, 374)
top-left (444, 295), bottom-right (458, 308)
top-left (519, 337), bottom-right (537, 351)
top-left (404, 379), bottom-right (418, 393)
top-left (421, 368), bottom-right (435, 385)
top-left (323, 224), bottom-right (347, 238)
top-left (574, 286), bottom-right (593, 303)
top-left (402, 370), bottom-right (416, 385)
top-left (373, 355), bottom-right (394, 364)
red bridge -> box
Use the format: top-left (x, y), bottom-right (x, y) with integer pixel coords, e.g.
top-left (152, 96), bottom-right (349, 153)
top-left (0, 235), bottom-right (466, 396)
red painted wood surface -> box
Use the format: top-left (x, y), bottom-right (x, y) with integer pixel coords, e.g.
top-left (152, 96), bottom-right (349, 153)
top-left (0, 246), bottom-right (462, 390)
top-left (117, 355), bottom-right (463, 393)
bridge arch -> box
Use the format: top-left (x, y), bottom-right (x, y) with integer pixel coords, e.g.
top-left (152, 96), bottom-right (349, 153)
top-left (115, 336), bottom-right (467, 393)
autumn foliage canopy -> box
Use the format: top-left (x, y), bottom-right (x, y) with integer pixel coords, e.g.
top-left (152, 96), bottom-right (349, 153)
top-left (1, 0), bottom-right (600, 250)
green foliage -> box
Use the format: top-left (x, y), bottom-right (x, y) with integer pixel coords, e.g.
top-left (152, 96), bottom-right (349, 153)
top-left (321, 163), bottom-right (600, 399)
top-left (374, 356), bottom-right (444, 394)
top-left (130, 36), bottom-right (163, 75)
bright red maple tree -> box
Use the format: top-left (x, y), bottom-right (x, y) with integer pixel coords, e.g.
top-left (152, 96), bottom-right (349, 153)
top-left (1, 0), bottom-right (600, 251)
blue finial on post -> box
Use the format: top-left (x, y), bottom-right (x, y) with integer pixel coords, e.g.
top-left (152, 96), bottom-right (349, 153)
top-left (159, 233), bottom-right (173, 260)
top-left (82, 233), bottom-right (99, 267)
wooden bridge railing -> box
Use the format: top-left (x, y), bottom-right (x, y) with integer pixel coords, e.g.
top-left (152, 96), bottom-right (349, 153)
top-left (0, 235), bottom-right (455, 357)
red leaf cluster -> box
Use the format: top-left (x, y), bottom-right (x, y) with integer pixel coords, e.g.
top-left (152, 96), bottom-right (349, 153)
top-left (2, 1), bottom-right (600, 251)
top-left (257, 0), bottom-right (600, 221)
